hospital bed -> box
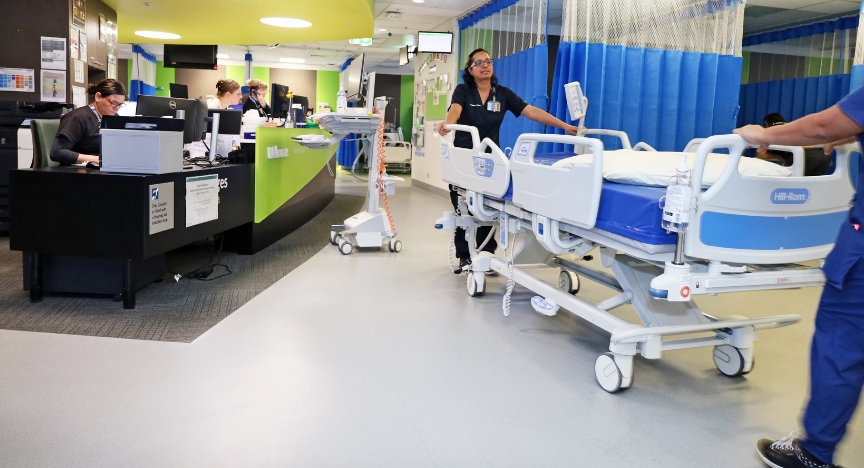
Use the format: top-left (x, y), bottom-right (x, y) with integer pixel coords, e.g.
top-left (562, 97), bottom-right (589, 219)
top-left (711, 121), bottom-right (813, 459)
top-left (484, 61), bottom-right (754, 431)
top-left (435, 124), bottom-right (857, 393)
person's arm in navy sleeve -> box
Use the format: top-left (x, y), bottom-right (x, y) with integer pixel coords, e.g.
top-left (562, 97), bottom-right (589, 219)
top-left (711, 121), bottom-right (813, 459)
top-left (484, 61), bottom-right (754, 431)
top-left (50, 116), bottom-right (97, 165)
top-left (514, 87), bottom-right (581, 136)
top-left (50, 135), bottom-right (84, 165)
top-left (438, 85), bottom-right (466, 136)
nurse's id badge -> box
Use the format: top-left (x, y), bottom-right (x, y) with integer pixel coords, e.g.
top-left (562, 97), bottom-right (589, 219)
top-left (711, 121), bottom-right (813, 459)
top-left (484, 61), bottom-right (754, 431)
top-left (488, 99), bottom-right (501, 112)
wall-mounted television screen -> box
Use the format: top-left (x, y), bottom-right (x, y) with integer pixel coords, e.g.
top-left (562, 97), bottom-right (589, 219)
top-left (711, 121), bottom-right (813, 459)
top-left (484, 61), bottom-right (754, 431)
top-left (417, 31), bottom-right (453, 54)
top-left (163, 45), bottom-right (218, 70)
top-left (399, 46), bottom-right (410, 66)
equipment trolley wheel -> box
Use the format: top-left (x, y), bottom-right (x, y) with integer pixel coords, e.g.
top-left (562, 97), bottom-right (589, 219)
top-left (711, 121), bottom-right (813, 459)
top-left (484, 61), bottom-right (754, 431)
top-left (595, 353), bottom-right (631, 393)
top-left (330, 231), bottom-right (339, 245)
top-left (467, 274), bottom-right (485, 297)
top-left (388, 239), bottom-right (402, 253)
top-left (558, 270), bottom-right (580, 295)
top-left (338, 239), bottom-right (354, 255)
top-left (713, 345), bottom-right (753, 377)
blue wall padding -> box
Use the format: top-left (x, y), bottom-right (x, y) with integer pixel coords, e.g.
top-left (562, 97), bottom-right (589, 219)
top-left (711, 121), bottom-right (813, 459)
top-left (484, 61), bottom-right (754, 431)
top-left (492, 45), bottom-right (548, 153)
top-left (546, 41), bottom-right (743, 153)
top-left (738, 74), bottom-right (851, 127)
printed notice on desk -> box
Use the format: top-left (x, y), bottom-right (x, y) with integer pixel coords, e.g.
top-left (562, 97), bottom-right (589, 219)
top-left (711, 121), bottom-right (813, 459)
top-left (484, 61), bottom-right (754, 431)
top-left (149, 182), bottom-right (174, 234)
top-left (186, 174), bottom-right (219, 227)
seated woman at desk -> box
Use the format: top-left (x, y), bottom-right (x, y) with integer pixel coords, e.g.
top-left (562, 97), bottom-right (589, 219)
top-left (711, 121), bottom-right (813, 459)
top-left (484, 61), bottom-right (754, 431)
top-left (49, 79), bottom-right (126, 165)
top-left (242, 79), bottom-right (271, 117)
top-left (206, 79), bottom-right (243, 109)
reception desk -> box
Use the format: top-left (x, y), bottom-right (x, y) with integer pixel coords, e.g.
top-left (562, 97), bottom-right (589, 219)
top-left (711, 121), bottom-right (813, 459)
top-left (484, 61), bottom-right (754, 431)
top-left (9, 127), bottom-right (339, 308)
top-left (228, 127), bottom-right (339, 254)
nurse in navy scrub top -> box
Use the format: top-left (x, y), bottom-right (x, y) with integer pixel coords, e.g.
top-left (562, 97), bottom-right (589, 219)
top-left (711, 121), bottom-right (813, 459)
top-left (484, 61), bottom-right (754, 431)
top-left (49, 79), bottom-right (127, 165)
top-left (437, 48), bottom-right (582, 269)
top-left (736, 86), bottom-right (864, 468)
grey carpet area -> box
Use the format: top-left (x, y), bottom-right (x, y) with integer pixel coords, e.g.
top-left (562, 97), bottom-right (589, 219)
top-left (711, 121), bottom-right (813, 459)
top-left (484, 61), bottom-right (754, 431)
top-left (0, 194), bottom-right (364, 343)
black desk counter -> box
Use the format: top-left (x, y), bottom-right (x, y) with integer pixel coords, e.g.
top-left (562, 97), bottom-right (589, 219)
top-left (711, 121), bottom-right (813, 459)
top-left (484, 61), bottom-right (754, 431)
top-left (10, 164), bottom-right (253, 308)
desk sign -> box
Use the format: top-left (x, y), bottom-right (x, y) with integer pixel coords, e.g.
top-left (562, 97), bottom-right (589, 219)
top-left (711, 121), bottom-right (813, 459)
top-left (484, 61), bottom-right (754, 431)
top-left (149, 182), bottom-right (175, 234)
top-left (186, 174), bottom-right (219, 227)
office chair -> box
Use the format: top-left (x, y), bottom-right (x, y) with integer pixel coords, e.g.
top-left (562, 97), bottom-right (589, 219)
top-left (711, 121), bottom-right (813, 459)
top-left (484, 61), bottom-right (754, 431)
top-left (30, 119), bottom-right (61, 169)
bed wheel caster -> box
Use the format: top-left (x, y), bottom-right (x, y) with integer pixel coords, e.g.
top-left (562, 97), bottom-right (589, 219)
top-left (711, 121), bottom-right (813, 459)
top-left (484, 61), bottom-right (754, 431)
top-left (595, 353), bottom-right (633, 393)
top-left (713, 345), bottom-right (754, 377)
top-left (388, 239), bottom-right (402, 253)
top-left (338, 239), bottom-right (354, 255)
top-left (329, 231), bottom-right (339, 245)
top-left (467, 274), bottom-right (485, 297)
top-left (558, 270), bottom-right (580, 295)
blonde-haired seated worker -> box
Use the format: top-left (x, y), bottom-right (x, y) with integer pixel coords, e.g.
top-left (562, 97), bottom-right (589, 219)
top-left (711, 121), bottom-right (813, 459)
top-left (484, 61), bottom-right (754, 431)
top-left (50, 78), bottom-right (127, 165)
top-left (243, 79), bottom-right (271, 117)
top-left (206, 79), bottom-right (242, 109)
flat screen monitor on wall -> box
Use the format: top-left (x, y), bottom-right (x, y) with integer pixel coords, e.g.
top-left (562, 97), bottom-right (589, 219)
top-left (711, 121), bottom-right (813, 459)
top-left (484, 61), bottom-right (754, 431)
top-left (345, 54), bottom-right (365, 102)
top-left (417, 31), bottom-right (453, 54)
top-left (399, 46), bottom-right (410, 66)
top-left (163, 45), bottom-right (218, 70)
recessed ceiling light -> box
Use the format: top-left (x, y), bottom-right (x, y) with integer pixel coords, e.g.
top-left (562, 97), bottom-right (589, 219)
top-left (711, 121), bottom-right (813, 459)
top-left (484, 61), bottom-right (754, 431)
top-left (216, 54), bottom-right (229, 59)
top-left (378, 29), bottom-right (387, 32)
top-left (134, 30), bottom-right (180, 39)
top-left (280, 57), bottom-right (306, 63)
top-left (413, 0), bottom-right (425, 3)
top-left (260, 17), bottom-right (312, 28)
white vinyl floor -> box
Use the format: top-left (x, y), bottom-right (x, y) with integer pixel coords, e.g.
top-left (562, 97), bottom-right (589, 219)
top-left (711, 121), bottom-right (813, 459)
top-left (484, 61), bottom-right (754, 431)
top-left (0, 174), bottom-right (862, 468)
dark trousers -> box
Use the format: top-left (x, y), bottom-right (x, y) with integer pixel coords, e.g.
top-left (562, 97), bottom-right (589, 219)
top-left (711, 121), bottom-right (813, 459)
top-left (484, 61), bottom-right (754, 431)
top-left (801, 258), bottom-right (864, 464)
top-left (449, 187), bottom-right (497, 259)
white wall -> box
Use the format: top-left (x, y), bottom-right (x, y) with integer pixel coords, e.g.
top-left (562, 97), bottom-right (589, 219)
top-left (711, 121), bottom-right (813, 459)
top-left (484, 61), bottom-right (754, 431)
top-left (411, 21), bottom-right (459, 192)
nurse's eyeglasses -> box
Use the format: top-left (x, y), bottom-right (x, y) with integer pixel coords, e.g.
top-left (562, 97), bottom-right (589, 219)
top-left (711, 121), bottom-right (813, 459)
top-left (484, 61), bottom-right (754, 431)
top-left (104, 98), bottom-right (126, 109)
top-left (470, 59), bottom-right (494, 68)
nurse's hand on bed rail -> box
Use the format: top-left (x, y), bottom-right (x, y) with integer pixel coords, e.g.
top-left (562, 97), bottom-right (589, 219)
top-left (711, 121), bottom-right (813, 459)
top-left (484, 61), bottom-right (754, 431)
top-left (733, 125), bottom-right (770, 151)
top-left (824, 136), bottom-right (858, 155)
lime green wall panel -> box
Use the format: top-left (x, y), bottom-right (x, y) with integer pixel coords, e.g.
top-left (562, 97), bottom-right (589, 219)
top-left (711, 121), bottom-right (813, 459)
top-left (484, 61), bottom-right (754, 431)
top-left (741, 51), bottom-right (750, 85)
top-left (400, 75), bottom-right (414, 133)
top-left (155, 61), bottom-right (174, 97)
top-left (426, 91), bottom-right (447, 120)
top-left (316, 70), bottom-right (340, 111)
top-left (253, 66), bottom-right (269, 84)
top-left (225, 65), bottom-right (245, 85)
top-left (253, 128), bottom-right (337, 223)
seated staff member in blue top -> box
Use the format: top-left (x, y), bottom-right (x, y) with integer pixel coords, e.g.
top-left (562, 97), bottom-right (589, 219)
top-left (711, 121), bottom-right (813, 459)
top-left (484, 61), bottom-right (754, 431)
top-left (49, 79), bottom-right (126, 165)
top-left (735, 87), bottom-right (864, 468)
top-left (437, 48), bottom-right (581, 269)
top-left (242, 79), bottom-right (272, 117)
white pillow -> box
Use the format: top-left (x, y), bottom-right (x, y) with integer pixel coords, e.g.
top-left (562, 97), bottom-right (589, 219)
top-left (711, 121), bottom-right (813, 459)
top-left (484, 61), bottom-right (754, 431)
top-left (550, 149), bottom-right (793, 188)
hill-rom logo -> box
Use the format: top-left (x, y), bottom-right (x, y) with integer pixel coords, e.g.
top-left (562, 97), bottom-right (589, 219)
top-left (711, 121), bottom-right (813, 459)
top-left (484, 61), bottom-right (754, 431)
top-left (771, 188), bottom-right (809, 204)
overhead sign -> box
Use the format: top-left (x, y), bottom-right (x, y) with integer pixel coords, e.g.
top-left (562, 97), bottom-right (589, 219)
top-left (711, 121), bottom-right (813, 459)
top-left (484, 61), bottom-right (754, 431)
top-left (349, 38), bottom-right (372, 46)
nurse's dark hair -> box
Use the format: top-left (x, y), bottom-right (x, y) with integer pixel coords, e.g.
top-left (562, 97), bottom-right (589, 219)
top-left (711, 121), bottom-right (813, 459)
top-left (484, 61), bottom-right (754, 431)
top-left (86, 79), bottom-right (126, 98)
top-left (462, 48), bottom-right (498, 88)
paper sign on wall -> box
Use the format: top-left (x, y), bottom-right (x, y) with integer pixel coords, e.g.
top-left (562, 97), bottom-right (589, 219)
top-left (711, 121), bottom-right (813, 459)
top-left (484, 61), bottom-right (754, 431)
top-left (0, 68), bottom-right (35, 93)
top-left (41, 37), bottom-right (66, 70)
top-left (41, 69), bottom-right (66, 102)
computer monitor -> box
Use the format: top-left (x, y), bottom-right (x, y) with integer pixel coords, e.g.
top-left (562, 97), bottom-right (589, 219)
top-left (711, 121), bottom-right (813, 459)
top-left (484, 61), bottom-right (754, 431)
top-left (417, 31), bottom-right (453, 54)
top-left (292, 95), bottom-right (309, 119)
top-left (207, 109), bottom-right (242, 134)
top-left (270, 83), bottom-right (291, 119)
top-left (345, 54), bottom-right (365, 102)
top-left (136, 95), bottom-right (208, 144)
top-left (169, 83), bottom-right (188, 99)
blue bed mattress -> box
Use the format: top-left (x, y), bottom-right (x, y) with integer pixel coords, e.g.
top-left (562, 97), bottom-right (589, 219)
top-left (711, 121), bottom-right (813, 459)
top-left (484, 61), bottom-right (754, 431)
top-left (502, 152), bottom-right (676, 246)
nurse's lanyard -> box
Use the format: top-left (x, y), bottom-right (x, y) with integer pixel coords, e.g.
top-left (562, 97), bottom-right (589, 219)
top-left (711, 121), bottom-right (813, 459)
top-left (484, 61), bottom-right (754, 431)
top-left (487, 87), bottom-right (500, 112)
top-left (89, 105), bottom-right (102, 124)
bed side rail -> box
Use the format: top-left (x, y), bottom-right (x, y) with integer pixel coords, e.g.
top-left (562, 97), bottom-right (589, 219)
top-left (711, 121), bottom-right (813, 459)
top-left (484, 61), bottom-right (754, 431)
top-left (685, 134), bottom-right (856, 264)
top-left (510, 133), bottom-right (605, 229)
top-left (439, 124), bottom-right (511, 198)
top-left (684, 138), bottom-right (805, 176)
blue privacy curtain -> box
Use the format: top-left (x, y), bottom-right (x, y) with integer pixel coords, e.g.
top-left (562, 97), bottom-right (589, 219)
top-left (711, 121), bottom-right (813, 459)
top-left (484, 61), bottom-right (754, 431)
top-left (458, 0), bottom-right (549, 153)
top-left (545, 0), bottom-right (745, 153)
top-left (738, 16), bottom-right (859, 128)
top-left (129, 45), bottom-right (156, 101)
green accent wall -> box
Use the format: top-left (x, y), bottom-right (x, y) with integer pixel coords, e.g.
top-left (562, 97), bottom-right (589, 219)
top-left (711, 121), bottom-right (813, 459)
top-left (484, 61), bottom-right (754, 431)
top-left (426, 91), bottom-right (447, 120)
top-left (741, 51), bottom-right (750, 85)
top-left (253, 66), bottom-right (269, 84)
top-left (225, 65), bottom-right (245, 84)
top-left (316, 70), bottom-right (340, 111)
top-left (400, 75), bottom-right (414, 133)
top-left (155, 61), bottom-right (174, 97)
top-left (253, 127), bottom-right (337, 223)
